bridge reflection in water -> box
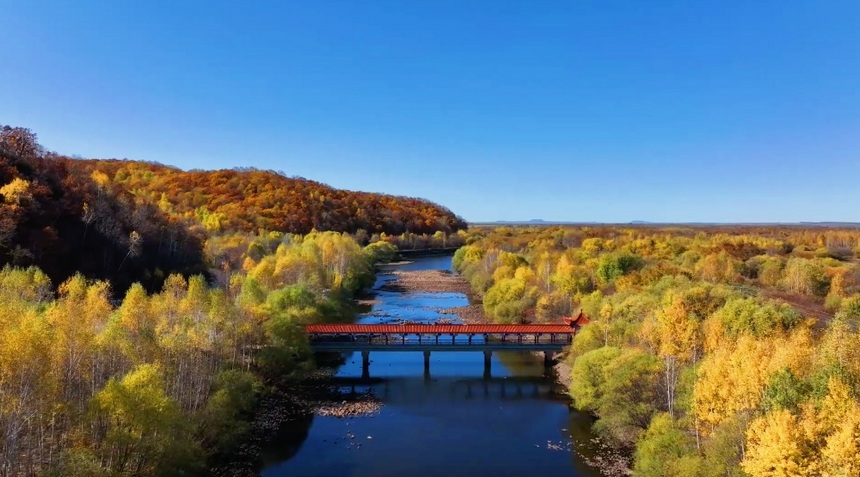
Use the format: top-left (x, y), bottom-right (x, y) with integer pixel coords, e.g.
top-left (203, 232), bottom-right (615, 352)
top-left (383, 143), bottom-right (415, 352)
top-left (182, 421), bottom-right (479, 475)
top-left (325, 375), bottom-right (563, 401)
top-left (306, 323), bottom-right (579, 379)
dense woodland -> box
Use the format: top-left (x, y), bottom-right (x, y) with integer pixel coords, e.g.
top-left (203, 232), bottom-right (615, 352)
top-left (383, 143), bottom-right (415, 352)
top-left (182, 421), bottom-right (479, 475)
top-left (0, 125), bottom-right (466, 292)
top-left (0, 126), bottom-right (206, 293)
top-left (0, 231), bottom-right (395, 476)
top-left (0, 124), bottom-right (459, 476)
top-left (455, 225), bottom-right (860, 477)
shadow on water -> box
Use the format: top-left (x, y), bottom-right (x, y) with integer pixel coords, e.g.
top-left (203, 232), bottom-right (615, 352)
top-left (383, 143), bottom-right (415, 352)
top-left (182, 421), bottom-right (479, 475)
top-left (322, 375), bottom-right (563, 403)
top-left (260, 255), bottom-right (607, 477)
top-left (259, 413), bottom-right (315, 468)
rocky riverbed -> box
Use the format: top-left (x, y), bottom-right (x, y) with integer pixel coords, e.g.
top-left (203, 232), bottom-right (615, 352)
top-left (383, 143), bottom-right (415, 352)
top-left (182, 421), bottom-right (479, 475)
top-left (379, 269), bottom-right (473, 294)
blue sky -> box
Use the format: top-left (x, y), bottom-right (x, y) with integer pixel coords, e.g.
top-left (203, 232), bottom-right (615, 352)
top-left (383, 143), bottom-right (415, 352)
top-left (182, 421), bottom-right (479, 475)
top-left (3, 1), bottom-right (859, 223)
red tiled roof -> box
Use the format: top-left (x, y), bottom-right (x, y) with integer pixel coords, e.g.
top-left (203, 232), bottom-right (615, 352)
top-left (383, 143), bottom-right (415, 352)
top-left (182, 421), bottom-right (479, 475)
top-left (573, 310), bottom-right (591, 326)
top-left (563, 311), bottom-right (591, 327)
top-left (305, 324), bottom-right (576, 334)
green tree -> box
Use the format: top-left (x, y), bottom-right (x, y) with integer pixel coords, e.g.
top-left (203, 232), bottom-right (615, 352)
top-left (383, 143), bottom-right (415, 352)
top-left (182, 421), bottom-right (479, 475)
top-left (570, 346), bottom-right (622, 411)
top-left (595, 349), bottom-right (663, 443)
top-left (633, 413), bottom-right (701, 477)
top-left (596, 253), bottom-right (643, 286)
top-left (199, 369), bottom-right (263, 451)
top-left (571, 347), bottom-right (662, 444)
top-left (260, 316), bottom-right (312, 380)
top-left (90, 364), bottom-right (201, 475)
top-left (712, 297), bottom-right (802, 338)
top-left (782, 258), bottom-right (829, 296)
top-left (699, 415), bottom-right (749, 477)
top-left (762, 368), bottom-right (808, 413)
top-left (482, 268), bottom-right (539, 323)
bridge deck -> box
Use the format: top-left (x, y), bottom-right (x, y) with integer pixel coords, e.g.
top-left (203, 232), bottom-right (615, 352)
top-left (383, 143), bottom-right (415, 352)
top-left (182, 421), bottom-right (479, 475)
top-left (305, 323), bottom-right (576, 334)
top-left (305, 320), bottom-right (587, 375)
top-left (306, 323), bottom-right (575, 352)
top-left (309, 342), bottom-right (570, 352)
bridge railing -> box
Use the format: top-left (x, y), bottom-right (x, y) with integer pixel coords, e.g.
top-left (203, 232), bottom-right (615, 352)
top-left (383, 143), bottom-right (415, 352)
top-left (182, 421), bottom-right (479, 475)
top-left (308, 332), bottom-right (574, 346)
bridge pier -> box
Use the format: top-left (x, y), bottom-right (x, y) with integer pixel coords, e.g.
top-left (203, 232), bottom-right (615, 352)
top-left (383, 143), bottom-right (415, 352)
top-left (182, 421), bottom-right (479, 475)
top-left (543, 351), bottom-right (555, 370)
top-left (361, 351), bottom-right (370, 379)
top-left (423, 350), bottom-right (431, 375)
top-left (483, 350), bottom-right (492, 378)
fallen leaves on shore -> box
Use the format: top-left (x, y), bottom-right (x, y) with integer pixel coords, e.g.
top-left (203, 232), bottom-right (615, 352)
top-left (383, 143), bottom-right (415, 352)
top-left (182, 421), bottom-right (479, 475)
top-left (439, 305), bottom-right (486, 324)
top-left (574, 437), bottom-right (633, 476)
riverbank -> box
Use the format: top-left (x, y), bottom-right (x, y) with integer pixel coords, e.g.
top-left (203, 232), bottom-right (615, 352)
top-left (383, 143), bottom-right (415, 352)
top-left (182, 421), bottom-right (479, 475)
top-left (208, 371), bottom-right (384, 477)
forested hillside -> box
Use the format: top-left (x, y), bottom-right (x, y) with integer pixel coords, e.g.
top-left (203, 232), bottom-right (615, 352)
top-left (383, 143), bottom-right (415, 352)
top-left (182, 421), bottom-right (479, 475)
top-left (74, 159), bottom-right (466, 236)
top-left (455, 225), bottom-right (860, 476)
top-left (0, 126), bottom-right (206, 292)
top-left (0, 125), bottom-right (466, 291)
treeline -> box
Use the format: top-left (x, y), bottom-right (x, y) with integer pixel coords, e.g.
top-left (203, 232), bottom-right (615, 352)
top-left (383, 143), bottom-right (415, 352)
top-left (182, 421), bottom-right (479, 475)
top-left (354, 229), bottom-right (467, 250)
top-left (0, 231), bottom-right (388, 476)
top-left (74, 159), bottom-right (467, 236)
top-left (454, 225), bottom-right (860, 476)
top-left (0, 125), bottom-right (466, 292)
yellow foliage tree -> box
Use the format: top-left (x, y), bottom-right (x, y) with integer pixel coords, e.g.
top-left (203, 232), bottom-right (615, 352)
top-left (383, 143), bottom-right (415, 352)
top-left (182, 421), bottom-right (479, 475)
top-left (742, 409), bottom-right (815, 477)
top-left (0, 177), bottom-right (32, 205)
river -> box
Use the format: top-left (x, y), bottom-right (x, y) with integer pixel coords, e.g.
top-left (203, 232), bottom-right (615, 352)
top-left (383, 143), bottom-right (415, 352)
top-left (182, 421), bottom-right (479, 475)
top-left (259, 255), bottom-right (608, 477)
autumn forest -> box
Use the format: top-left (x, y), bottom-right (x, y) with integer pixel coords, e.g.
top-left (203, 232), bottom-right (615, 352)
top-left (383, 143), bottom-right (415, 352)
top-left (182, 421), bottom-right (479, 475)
top-left (2, 124), bottom-right (860, 477)
top-left (455, 225), bottom-right (860, 476)
top-left (0, 125), bottom-right (463, 476)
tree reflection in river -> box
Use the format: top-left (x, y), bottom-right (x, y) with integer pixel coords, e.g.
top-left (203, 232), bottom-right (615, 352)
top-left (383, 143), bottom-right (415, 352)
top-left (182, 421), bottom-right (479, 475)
top-left (259, 412), bottom-right (314, 469)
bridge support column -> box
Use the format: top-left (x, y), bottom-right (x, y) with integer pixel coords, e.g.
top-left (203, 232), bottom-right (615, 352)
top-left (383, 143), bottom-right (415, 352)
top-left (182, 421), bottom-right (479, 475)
top-left (423, 350), bottom-right (431, 375)
top-left (543, 351), bottom-right (555, 371)
top-left (361, 351), bottom-right (370, 379)
top-left (483, 350), bottom-right (492, 378)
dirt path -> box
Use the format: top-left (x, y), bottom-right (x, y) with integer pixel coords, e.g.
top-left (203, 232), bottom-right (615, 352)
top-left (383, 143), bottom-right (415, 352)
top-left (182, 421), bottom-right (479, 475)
top-left (762, 289), bottom-right (832, 329)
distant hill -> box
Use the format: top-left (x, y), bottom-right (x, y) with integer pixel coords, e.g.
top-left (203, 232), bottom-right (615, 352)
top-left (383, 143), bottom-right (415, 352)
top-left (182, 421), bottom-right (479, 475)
top-left (472, 220), bottom-right (860, 228)
top-left (76, 159), bottom-right (467, 236)
top-left (472, 219), bottom-right (596, 226)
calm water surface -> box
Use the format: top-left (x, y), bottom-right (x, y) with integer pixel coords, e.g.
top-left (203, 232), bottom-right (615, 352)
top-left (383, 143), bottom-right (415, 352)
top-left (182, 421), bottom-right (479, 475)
top-left (261, 256), bottom-right (604, 477)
